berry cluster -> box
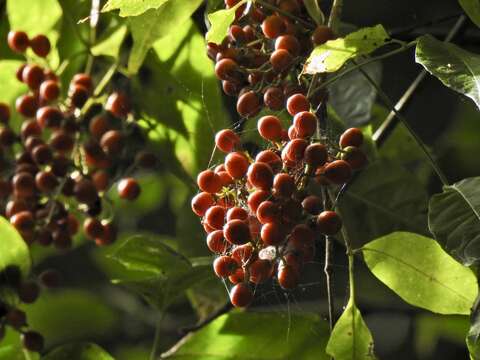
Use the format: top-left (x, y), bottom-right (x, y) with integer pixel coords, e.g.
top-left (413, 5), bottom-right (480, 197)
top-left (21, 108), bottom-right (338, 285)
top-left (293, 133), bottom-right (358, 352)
top-left (0, 31), bottom-right (156, 352)
top-left (192, 1), bottom-right (368, 308)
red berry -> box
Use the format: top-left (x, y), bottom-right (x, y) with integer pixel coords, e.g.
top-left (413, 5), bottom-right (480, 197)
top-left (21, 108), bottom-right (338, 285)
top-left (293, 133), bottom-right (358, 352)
top-left (247, 190), bottom-right (270, 213)
top-left (106, 92), bottom-right (130, 118)
top-left (278, 265), bottom-right (299, 289)
top-left (324, 160), bottom-right (352, 184)
top-left (16, 94), bottom-right (39, 117)
top-left (249, 259), bottom-right (274, 284)
top-left (225, 152), bottom-right (249, 179)
top-left (261, 15), bottom-right (286, 39)
top-left (247, 162), bottom-right (273, 190)
top-left (285, 138), bottom-right (308, 162)
top-left (205, 205), bottom-right (226, 230)
top-left (118, 178), bottom-right (141, 200)
top-left (230, 283), bottom-right (253, 307)
top-left (215, 58), bottom-right (239, 81)
top-left (275, 35), bottom-right (300, 56)
top-left (39, 80), bottom-right (60, 101)
top-left (316, 211), bottom-right (342, 235)
top-left (256, 150), bottom-right (282, 171)
top-left (224, 219), bottom-right (251, 245)
top-left (207, 230), bottom-right (228, 253)
top-left (341, 146), bottom-right (368, 170)
top-left (273, 173), bottom-right (295, 198)
top-left (191, 192), bottom-right (215, 217)
top-left (36, 106), bottom-right (63, 128)
top-left (197, 170), bottom-right (222, 194)
top-left (270, 49), bottom-right (293, 72)
top-left (84, 217), bottom-right (104, 239)
top-left (339, 128), bottom-right (364, 148)
top-left (293, 111), bottom-right (317, 138)
top-left (22, 65), bottom-right (45, 90)
top-left (236, 91), bottom-right (261, 118)
top-left (256, 200), bottom-right (279, 224)
top-left (261, 222), bottom-right (286, 246)
top-left (263, 87), bottom-right (284, 111)
top-left (0, 103), bottom-right (10, 123)
top-left (258, 115), bottom-right (282, 142)
top-left (72, 73), bottom-right (93, 93)
top-left (302, 196), bottom-right (323, 215)
top-left (69, 85), bottom-right (89, 108)
top-left (213, 256), bottom-right (238, 277)
top-left (215, 129), bottom-right (240, 153)
top-left (312, 26), bottom-right (335, 46)
top-left (286, 93), bottom-right (309, 116)
top-left (7, 31), bottom-right (29, 52)
top-left (30, 34), bottom-right (51, 57)
top-left (226, 207), bottom-right (249, 221)
top-left (100, 130), bottom-right (124, 155)
top-left (304, 143), bottom-right (328, 167)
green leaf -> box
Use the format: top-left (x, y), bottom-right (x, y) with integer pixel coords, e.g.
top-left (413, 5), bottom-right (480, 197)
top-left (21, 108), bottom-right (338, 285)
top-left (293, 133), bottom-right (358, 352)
top-left (362, 232), bottom-right (478, 315)
top-left (303, 0), bottom-right (325, 25)
top-left (416, 34), bottom-right (480, 110)
top-left (91, 24), bottom-right (127, 58)
top-left (0, 328), bottom-right (39, 360)
top-left (304, 25), bottom-right (390, 74)
top-left (428, 177), bottom-right (480, 266)
top-left (329, 62), bottom-right (382, 126)
top-left (43, 343), bottom-right (114, 360)
top-left (337, 160), bottom-right (429, 248)
top-left (102, 0), bottom-right (168, 17)
top-left (326, 299), bottom-right (376, 360)
top-left (127, 0), bottom-right (203, 74)
top-left (467, 296), bottom-right (480, 360)
top-left (162, 311), bottom-right (330, 359)
top-left (0, 217), bottom-right (30, 277)
top-left (459, 0), bottom-right (480, 28)
top-left (110, 235), bottom-right (191, 276)
top-left (24, 289), bottom-right (117, 346)
top-left (205, 0), bottom-right (248, 44)
top-left (7, 0), bottom-right (62, 36)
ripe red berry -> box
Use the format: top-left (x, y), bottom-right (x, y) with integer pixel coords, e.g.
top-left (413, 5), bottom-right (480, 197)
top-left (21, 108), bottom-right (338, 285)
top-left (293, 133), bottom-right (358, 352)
top-left (290, 224), bottom-right (315, 249)
top-left (74, 178), bottom-right (98, 204)
top-left (256, 150), bottom-right (282, 171)
top-left (293, 111), bottom-right (317, 138)
top-left (118, 178), bottom-right (141, 200)
top-left (286, 93), bottom-right (309, 116)
top-left (30, 34), bottom-right (51, 57)
top-left (324, 160), bottom-right (352, 184)
top-left (258, 115), bottom-right (282, 142)
top-left (270, 49), bottom-right (293, 72)
top-left (263, 87), bottom-right (284, 111)
top-left (35, 170), bottom-right (58, 192)
top-left (236, 91), bottom-right (261, 118)
top-left (7, 31), bottom-right (29, 53)
top-left (6, 309), bottom-right (27, 328)
top-left (261, 15), bottom-right (286, 39)
top-left (230, 283), bottom-right (253, 307)
top-left (84, 217), bottom-right (104, 239)
top-left (226, 206), bottom-right (249, 222)
top-left (278, 265), bottom-right (299, 289)
top-left (213, 256), bottom-right (238, 277)
top-left (95, 222), bottom-right (117, 246)
top-left (13, 172), bottom-right (36, 197)
top-left (273, 173), bottom-right (295, 198)
top-left (100, 130), bottom-right (124, 155)
top-left (247, 190), bottom-right (270, 213)
top-left (225, 152), bottom-right (249, 179)
top-left (49, 130), bottom-right (74, 153)
top-left (284, 138), bottom-right (308, 162)
top-left (302, 195), bottom-right (323, 215)
top-left (106, 92), bottom-right (130, 118)
top-left (36, 106), bottom-right (63, 128)
top-left (316, 210), bottom-right (342, 235)
top-left (224, 219), bottom-right (251, 245)
top-left (256, 200), bottom-right (279, 224)
top-left (261, 222), bottom-right (286, 246)
top-left (16, 94), bottom-right (39, 117)
top-left (191, 192), bottom-right (215, 217)
top-left (39, 80), bottom-right (60, 101)
top-left (0, 126), bottom-right (16, 147)
top-left (205, 205), bottom-right (226, 230)
top-left (206, 230), bottom-right (228, 253)
top-left (275, 35), bottom-right (300, 56)
top-left (69, 85), bottom-right (89, 108)
top-left (0, 103), bottom-right (10, 123)
top-left (22, 65), bottom-right (45, 90)
top-left (10, 210), bottom-right (35, 234)
top-left (215, 58), bottom-right (239, 81)
top-left (339, 128), bottom-right (364, 148)
top-left (197, 170), bottom-right (222, 194)
top-left (312, 26), bottom-right (335, 46)
top-left (249, 259), bottom-right (274, 284)
top-left (247, 162), bottom-right (273, 190)
top-left (304, 143), bottom-right (328, 168)
top-left (215, 129), bottom-right (240, 153)
top-left (341, 146), bottom-right (368, 170)
top-left (72, 73), bottom-right (93, 93)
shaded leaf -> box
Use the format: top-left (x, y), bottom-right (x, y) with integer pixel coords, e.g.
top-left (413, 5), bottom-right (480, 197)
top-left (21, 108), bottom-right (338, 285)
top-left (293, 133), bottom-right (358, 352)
top-left (362, 232), bottom-right (478, 315)
top-left (459, 0), bottom-right (480, 28)
top-left (304, 0), bottom-right (325, 25)
top-left (338, 160), bottom-right (429, 248)
top-left (329, 62), bottom-right (382, 127)
top-left (304, 25), bottom-right (390, 74)
top-left (91, 24), bottom-right (127, 58)
top-left (428, 177), bottom-right (480, 266)
top-left (0, 217), bottom-right (30, 277)
top-left (43, 343), bottom-right (114, 360)
top-left (162, 311), bottom-right (330, 359)
top-left (127, 0), bottom-right (203, 74)
top-left (102, 0), bottom-right (168, 17)
top-left (467, 295), bottom-right (480, 360)
top-left (416, 35), bottom-right (480, 110)
top-left (326, 299), bottom-right (376, 360)
top-left (0, 328), bottom-right (39, 360)
top-left (205, 0), bottom-right (248, 44)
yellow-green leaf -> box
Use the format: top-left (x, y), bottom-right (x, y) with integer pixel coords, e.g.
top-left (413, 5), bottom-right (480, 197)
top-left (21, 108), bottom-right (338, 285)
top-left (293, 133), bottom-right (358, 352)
top-left (102, 0), bottom-right (168, 17)
top-left (205, 0), bottom-right (248, 45)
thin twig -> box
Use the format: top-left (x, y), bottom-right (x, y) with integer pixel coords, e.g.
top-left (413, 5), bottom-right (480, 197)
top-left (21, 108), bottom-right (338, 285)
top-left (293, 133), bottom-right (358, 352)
top-left (85, 0), bottom-right (100, 74)
top-left (373, 15), bottom-right (467, 146)
top-left (327, 0), bottom-right (343, 32)
top-left (150, 312), bottom-right (165, 360)
top-left (179, 302), bottom-right (233, 335)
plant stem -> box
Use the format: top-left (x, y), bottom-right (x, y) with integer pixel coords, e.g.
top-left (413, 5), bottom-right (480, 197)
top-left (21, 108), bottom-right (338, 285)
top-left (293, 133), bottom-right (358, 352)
top-left (373, 15), bottom-right (466, 147)
top-left (150, 312), bottom-right (165, 360)
top-left (255, 0), bottom-right (314, 29)
top-left (85, 0), bottom-right (100, 75)
top-left (327, 0), bottom-right (343, 33)
top-left (357, 64), bottom-right (450, 186)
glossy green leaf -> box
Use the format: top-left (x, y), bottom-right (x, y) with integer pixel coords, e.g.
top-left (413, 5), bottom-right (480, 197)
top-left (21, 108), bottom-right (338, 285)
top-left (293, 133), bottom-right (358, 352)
top-left (43, 343), bottom-right (114, 360)
top-left (326, 299), bottom-right (376, 360)
top-left (416, 35), bottom-right (480, 110)
top-left (205, 0), bottom-right (248, 44)
top-left (304, 0), bottom-right (325, 25)
top-left (91, 24), bottom-right (127, 58)
top-left (110, 235), bottom-right (191, 276)
top-left (127, 0), bottom-right (203, 74)
top-left (24, 290), bottom-right (117, 346)
top-left (0, 217), bottom-right (30, 276)
top-left (459, 0), bottom-right (480, 28)
top-left (162, 311), bottom-right (330, 359)
top-left (102, 0), bottom-right (168, 17)
top-left (362, 232), bottom-right (478, 315)
top-left (429, 177), bottom-right (480, 266)
top-left (304, 25), bottom-right (390, 74)
top-left (337, 160), bottom-right (429, 248)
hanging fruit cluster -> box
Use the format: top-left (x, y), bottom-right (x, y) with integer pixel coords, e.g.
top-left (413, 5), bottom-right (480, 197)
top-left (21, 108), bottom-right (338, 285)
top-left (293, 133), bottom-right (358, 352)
top-left (192, 0), bottom-right (368, 308)
top-left (0, 30), bottom-right (157, 352)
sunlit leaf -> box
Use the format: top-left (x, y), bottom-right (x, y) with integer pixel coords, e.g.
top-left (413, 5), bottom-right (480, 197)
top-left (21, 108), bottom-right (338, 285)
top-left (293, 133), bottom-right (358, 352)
top-left (459, 0), bottom-right (480, 28)
top-left (205, 0), bottom-right (248, 44)
top-left (416, 35), bottom-right (480, 110)
top-left (91, 24), bottom-right (127, 58)
top-left (326, 299), bottom-right (376, 360)
top-left (429, 177), bottom-right (480, 266)
top-left (127, 0), bottom-right (203, 74)
top-left (304, 25), bottom-right (390, 74)
top-left (0, 217), bottom-right (30, 277)
top-left (43, 343), bottom-right (114, 360)
top-left (102, 0), bottom-right (168, 17)
top-left (362, 232), bottom-right (478, 315)
top-left (162, 311), bottom-right (330, 359)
